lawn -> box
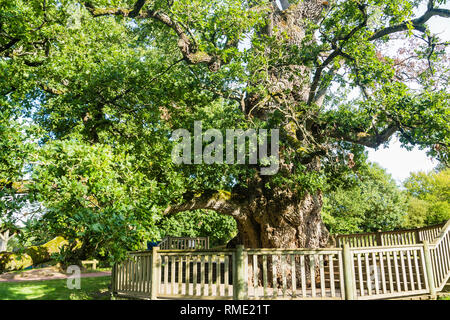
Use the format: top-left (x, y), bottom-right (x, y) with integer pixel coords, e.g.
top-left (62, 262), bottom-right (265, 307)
top-left (0, 276), bottom-right (111, 300)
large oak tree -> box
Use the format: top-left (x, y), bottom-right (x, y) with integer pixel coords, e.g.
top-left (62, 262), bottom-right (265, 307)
top-left (2, 0), bottom-right (449, 252)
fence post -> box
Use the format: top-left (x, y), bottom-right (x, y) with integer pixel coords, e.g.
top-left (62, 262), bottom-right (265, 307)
top-left (415, 229), bottom-right (421, 244)
top-left (343, 244), bottom-right (355, 300)
top-left (233, 245), bottom-right (246, 300)
top-left (423, 241), bottom-right (437, 299)
top-left (110, 263), bottom-right (117, 298)
top-left (334, 234), bottom-right (340, 247)
top-left (376, 230), bottom-right (383, 246)
top-left (151, 247), bottom-right (160, 300)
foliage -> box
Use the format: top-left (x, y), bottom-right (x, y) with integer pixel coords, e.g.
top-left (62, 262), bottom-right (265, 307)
top-left (403, 197), bottom-right (430, 228)
top-left (30, 138), bottom-right (162, 263)
top-left (322, 163), bottom-right (408, 234)
top-left (403, 168), bottom-right (450, 227)
top-left (0, 108), bottom-right (35, 233)
top-left (1, 0), bottom-right (449, 256)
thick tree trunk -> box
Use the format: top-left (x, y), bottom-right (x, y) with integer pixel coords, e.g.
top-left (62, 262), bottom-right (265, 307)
top-left (0, 230), bottom-right (13, 252)
top-left (167, 1), bottom-right (333, 251)
top-left (228, 189), bottom-right (330, 249)
top-left (226, 186), bottom-right (331, 290)
top-left (229, 1), bottom-right (331, 249)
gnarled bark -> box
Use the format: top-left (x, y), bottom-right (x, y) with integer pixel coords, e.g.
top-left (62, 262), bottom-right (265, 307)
top-left (165, 180), bottom-right (331, 249)
top-left (233, 190), bottom-right (330, 249)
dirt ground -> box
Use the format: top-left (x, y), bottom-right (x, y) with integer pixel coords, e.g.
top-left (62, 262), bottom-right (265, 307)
top-left (0, 266), bottom-right (111, 283)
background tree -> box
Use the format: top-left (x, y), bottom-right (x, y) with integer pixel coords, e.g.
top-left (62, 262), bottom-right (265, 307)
top-left (322, 162), bottom-right (408, 234)
top-left (29, 138), bottom-right (162, 263)
top-left (402, 168), bottom-right (450, 227)
top-left (0, 107), bottom-right (35, 251)
top-left (2, 0), bottom-right (449, 253)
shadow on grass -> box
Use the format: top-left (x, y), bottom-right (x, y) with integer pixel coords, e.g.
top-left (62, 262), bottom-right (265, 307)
top-left (0, 276), bottom-right (111, 300)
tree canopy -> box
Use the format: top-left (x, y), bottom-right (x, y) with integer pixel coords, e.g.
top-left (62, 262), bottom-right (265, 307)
top-left (402, 168), bottom-right (450, 227)
top-left (323, 162), bottom-right (408, 234)
top-left (1, 0), bottom-right (449, 259)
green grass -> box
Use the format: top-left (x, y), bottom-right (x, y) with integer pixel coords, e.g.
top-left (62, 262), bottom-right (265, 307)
top-left (0, 276), bottom-right (111, 300)
top-left (5, 267), bottom-right (111, 275)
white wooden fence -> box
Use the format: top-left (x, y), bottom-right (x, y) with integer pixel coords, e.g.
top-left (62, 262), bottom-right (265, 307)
top-left (335, 222), bottom-right (445, 248)
top-left (429, 221), bottom-right (450, 291)
top-left (243, 249), bottom-right (344, 300)
top-left (112, 220), bottom-right (450, 300)
top-left (349, 245), bottom-right (429, 299)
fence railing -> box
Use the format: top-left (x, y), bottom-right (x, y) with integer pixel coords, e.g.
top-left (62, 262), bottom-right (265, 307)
top-left (159, 237), bottom-right (209, 250)
top-left (429, 219), bottom-right (450, 291)
top-left (334, 222), bottom-right (445, 248)
top-left (157, 250), bottom-right (234, 299)
top-left (243, 248), bottom-right (345, 300)
top-left (113, 251), bottom-right (152, 299)
top-left (348, 245), bottom-right (429, 300)
top-left (112, 220), bottom-right (450, 300)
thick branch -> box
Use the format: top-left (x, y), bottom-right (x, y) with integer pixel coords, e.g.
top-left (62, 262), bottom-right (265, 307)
top-left (0, 38), bottom-right (20, 54)
top-left (308, 4), bottom-right (367, 105)
top-left (369, 3), bottom-right (450, 40)
top-left (0, 230), bottom-right (15, 242)
top-left (307, 50), bottom-right (340, 105)
top-left (279, 0), bottom-right (291, 11)
top-left (330, 124), bottom-right (398, 148)
top-left (163, 190), bottom-right (246, 218)
top-left (83, 1), bottom-right (219, 70)
top-left (129, 0), bottom-right (147, 18)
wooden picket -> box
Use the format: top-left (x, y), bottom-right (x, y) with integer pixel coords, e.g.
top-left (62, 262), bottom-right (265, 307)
top-left (335, 222), bottom-right (445, 248)
top-left (159, 236), bottom-right (209, 250)
top-left (157, 250), bottom-right (234, 299)
top-left (113, 251), bottom-right (152, 298)
top-left (244, 249), bottom-right (344, 300)
top-left (350, 245), bottom-right (429, 299)
top-left (112, 220), bottom-right (450, 300)
top-left (429, 220), bottom-right (450, 290)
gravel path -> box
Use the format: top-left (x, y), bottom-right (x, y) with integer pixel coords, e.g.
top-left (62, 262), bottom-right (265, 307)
top-left (0, 266), bottom-right (111, 283)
